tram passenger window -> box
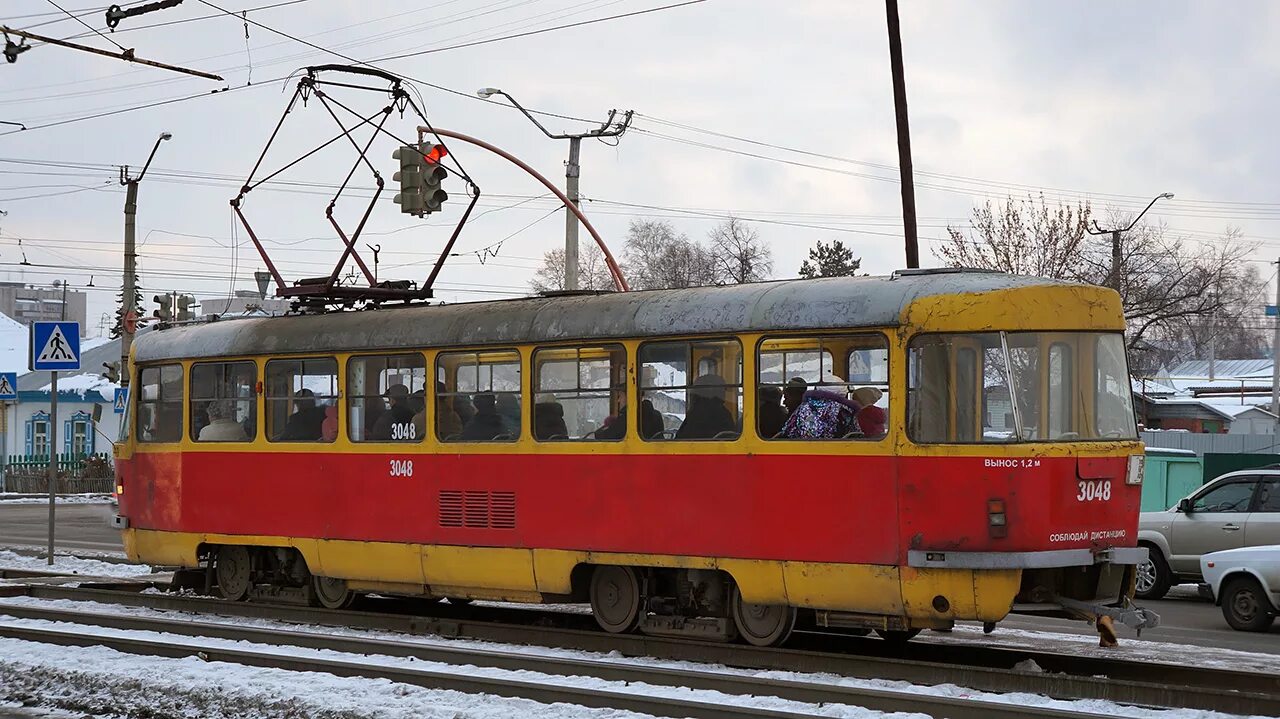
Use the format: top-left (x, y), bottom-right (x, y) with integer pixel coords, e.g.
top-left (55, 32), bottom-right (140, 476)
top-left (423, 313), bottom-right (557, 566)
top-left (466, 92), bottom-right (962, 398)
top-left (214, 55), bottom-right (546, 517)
top-left (639, 339), bottom-right (742, 441)
top-left (137, 364), bottom-right (184, 443)
top-left (437, 350), bottom-right (521, 442)
top-left (757, 335), bottom-right (888, 440)
top-left (533, 345), bottom-right (627, 441)
top-left (348, 354), bottom-right (426, 443)
top-left (190, 361), bottom-right (256, 442)
top-left (265, 358), bottom-right (337, 443)
top-left (1047, 343), bottom-right (1072, 439)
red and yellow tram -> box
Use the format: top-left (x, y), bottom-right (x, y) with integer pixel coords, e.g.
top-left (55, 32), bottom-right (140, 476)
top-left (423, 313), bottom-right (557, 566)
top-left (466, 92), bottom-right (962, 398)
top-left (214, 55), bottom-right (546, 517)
top-left (114, 270), bottom-right (1155, 645)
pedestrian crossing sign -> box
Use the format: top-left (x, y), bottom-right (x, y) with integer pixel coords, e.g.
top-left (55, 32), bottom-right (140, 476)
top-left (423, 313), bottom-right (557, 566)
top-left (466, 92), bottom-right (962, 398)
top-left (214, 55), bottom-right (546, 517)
top-left (0, 372), bottom-right (15, 400)
top-left (114, 387), bottom-right (128, 414)
top-left (30, 321), bottom-right (81, 371)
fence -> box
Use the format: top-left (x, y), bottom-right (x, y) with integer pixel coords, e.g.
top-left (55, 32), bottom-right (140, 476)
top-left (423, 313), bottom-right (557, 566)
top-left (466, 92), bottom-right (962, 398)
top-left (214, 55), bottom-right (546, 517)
top-left (1140, 430), bottom-right (1280, 456)
top-left (1, 453), bottom-right (114, 494)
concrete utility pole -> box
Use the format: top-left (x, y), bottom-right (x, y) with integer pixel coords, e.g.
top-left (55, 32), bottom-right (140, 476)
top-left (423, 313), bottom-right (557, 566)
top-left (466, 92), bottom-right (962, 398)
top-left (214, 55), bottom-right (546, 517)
top-left (1271, 259), bottom-right (1280, 428)
top-left (476, 88), bottom-right (633, 291)
top-left (120, 132), bottom-right (171, 390)
top-left (885, 0), bottom-right (919, 269)
top-left (1088, 193), bottom-right (1174, 293)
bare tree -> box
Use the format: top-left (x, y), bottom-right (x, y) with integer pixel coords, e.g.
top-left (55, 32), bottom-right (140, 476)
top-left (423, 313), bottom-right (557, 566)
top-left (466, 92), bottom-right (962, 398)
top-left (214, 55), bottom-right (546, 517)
top-left (938, 194), bottom-right (1091, 278)
top-left (708, 217), bottom-right (773, 284)
top-left (622, 219), bottom-right (718, 290)
top-left (530, 245), bottom-right (616, 293)
top-left (936, 197), bottom-right (1262, 372)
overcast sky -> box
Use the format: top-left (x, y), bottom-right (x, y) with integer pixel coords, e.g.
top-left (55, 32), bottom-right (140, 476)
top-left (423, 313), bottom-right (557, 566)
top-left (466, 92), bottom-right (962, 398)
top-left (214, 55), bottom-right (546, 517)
top-left (1, 0), bottom-right (1277, 337)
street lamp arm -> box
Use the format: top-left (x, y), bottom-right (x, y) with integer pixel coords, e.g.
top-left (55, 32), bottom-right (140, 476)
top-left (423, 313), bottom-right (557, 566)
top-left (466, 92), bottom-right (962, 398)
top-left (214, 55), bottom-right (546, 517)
top-left (134, 132), bottom-right (172, 184)
top-left (1121, 194), bottom-right (1168, 233)
top-left (1086, 192), bottom-right (1174, 235)
top-left (490, 90), bottom-right (558, 139)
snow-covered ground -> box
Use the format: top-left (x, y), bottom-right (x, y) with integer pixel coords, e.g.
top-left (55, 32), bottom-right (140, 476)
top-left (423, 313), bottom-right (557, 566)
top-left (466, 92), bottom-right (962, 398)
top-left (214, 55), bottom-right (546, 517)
top-left (0, 493), bottom-right (113, 505)
top-left (0, 596), bottom-right (1262, 719)
top-left (0, 550), bottom-right (152, 579)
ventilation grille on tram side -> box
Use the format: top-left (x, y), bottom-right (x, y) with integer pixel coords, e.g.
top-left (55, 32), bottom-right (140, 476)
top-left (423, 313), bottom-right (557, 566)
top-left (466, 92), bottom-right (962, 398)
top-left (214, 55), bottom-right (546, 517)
top-left (438, 490), bottom-right (516, 529)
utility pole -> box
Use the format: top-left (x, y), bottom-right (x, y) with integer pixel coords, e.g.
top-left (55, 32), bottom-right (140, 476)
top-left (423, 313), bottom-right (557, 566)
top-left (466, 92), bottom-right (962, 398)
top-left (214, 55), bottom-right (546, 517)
top-left (885, 0), bottom-right (918, 269)
top-left (120, 133), bottom-right (172, 393)
top-left (1088, 193), bottom-right (1174, 294)
top-left (1208, 292), bottom-right (1217, 381)
top-left (1271, 258), bottom-right (1280, 429)
top-left (476, 88), bottom-right (633, 291)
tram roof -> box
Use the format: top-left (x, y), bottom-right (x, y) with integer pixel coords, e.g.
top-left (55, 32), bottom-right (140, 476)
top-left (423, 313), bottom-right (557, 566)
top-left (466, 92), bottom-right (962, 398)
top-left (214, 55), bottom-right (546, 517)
top-left (134, 271), bottom-right (1065, 362)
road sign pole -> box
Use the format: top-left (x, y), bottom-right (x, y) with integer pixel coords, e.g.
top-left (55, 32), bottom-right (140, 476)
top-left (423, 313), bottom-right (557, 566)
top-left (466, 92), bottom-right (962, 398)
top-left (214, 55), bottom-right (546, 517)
top-left (47, 370), bottom-right (57, 566)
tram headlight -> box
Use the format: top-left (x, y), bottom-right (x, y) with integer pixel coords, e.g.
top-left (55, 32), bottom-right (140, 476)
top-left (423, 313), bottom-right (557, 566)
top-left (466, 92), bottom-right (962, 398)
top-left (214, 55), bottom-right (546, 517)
top-left (1126, 455), bottom-right (1145, 485)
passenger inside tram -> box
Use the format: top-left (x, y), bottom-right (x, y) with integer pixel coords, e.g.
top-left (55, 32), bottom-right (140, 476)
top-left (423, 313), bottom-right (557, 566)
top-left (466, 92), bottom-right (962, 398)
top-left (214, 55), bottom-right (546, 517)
top-left (277, 389), bottom-right (326, 441)
top-left (460, 393), bottom-right (510, 440)
top-left (757, 385), bottom-right (788, 438)
top-left (434, 382), bottom-right (462, 438)
top-left (370, 383), bottom-right (414, 440)
top-left (533, 401), bottom-right (568, 440)
top-left (675, 375), bottom-right (738, 440)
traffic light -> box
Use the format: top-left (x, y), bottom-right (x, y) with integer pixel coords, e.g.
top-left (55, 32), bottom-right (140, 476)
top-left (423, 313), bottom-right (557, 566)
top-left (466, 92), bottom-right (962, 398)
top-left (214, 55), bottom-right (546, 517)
top-left (392, 144), bottom-right (425, 216)
top-left (176, 294), bottom-right (193, 321)
top-left (101, 361), bottom-right (120, 383)
top-left (421, 143), bottom-right (449, 214)
top-left (153, 293), bottom-right (172, 321)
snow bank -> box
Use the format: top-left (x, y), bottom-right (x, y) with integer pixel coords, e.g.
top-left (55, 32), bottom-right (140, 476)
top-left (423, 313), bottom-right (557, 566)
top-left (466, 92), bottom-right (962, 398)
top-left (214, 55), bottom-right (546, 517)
top-left (0, 550), bottom-right (152, 579)
top-left (0, 493), bottom-right (113, 505)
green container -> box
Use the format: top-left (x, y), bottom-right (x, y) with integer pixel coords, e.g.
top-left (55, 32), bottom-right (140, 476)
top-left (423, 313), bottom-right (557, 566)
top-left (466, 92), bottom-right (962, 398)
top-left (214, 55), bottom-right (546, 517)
top-left (1142, 448), bottom-right (1204, 512)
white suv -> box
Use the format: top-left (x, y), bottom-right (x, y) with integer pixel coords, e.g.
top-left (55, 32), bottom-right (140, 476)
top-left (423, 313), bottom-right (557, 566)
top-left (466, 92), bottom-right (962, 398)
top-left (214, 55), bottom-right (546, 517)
top-left (1136, 469), bottom-right (1280, 599)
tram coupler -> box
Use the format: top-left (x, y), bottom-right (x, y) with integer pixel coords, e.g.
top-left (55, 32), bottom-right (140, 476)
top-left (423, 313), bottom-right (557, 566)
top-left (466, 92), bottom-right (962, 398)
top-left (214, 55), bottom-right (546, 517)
top-left (1055, 595), bottom-right (1160, 635)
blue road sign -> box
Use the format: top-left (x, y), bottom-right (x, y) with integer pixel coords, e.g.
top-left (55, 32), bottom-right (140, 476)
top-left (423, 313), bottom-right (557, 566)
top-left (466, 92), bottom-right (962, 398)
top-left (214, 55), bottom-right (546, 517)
top-left (30, 321), bottom-right (81, 372)
top-left (1267, 305), bottom-right (1278, 318)
top-left (0, 372), bottom-right (15, 400)
top-left (114, 387), bottom-right (128, 414)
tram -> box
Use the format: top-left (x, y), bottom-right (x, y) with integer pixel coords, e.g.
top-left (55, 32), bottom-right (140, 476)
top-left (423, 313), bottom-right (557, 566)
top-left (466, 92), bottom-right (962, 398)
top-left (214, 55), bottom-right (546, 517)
top-left (113, 269), bottom-right (1155, 645)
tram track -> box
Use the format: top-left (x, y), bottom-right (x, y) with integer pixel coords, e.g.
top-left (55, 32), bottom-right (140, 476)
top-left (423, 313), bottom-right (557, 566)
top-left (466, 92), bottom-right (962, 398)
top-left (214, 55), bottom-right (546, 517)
top-left (1, 583), bottom-right (1276, 716)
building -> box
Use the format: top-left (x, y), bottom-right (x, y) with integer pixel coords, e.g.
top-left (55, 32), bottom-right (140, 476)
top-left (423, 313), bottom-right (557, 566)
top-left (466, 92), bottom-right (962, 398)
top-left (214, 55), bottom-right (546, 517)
top-left (0, 312), bottom-right (120, 470)
top-left (1135, 358), bottom-right (1279, 434)
top-left (194, 290), bottom-right (290, 317)
top-left (0, 281), bottom-right (87, 335)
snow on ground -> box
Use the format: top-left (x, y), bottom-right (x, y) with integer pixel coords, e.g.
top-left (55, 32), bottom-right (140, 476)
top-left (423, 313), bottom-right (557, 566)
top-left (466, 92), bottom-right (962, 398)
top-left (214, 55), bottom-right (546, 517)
top-left (0, 597), bottom-right (1259, 719)
top-left (917, 620), bottom-right (1280, 674)
top-left (0, 637), bottom-right (669, 719)
top-left (0, 493), bottom-right (113, 505)
top-left (0, 551), bottom-right (152, 579)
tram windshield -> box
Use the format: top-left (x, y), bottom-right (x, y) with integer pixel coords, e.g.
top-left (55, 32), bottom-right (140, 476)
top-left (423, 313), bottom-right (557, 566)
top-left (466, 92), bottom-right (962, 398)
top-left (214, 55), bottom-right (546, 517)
top-left (908, 331), bottom-right (1136, 443)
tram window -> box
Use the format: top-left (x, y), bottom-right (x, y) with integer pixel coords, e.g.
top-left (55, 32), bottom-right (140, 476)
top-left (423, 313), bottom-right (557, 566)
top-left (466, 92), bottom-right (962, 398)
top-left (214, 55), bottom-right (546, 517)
top-left (190, 361), bottom-right (256, 442)
top-left (639, 339), bottom-right (742, 441)
top-left (265, 358), bottom-right (337, 443)
top-left (1047, 343), bottom-right (1072, 439)
top-left (910, 331), bottom-right (1134, 443)
top-left (137, 364), bottom-right (183, 443)
top-left (348, 354), bottom-right (426, 443)
top-left (437, 350), bottom-right (521, 442)
top-left (533, 345), bottom-right (627, 441)
top-left (758, 335), bottom-right (888, 440)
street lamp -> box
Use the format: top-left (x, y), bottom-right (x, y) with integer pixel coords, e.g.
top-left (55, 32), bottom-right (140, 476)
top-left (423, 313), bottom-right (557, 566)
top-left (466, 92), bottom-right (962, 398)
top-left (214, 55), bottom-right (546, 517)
top-left (1087, 192), bottom-right (1174, 292)
top-left (119, 131), bottom-right (173, 387)
top-left (476, 87), bottom-right (633, 291)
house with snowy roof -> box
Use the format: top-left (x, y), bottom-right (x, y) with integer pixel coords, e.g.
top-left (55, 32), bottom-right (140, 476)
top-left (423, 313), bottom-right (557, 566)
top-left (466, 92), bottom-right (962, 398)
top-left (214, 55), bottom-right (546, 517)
top-left (0, 311), bottom-right (120, 470)
top-left (1135, 358), bottom-right (1279, 434)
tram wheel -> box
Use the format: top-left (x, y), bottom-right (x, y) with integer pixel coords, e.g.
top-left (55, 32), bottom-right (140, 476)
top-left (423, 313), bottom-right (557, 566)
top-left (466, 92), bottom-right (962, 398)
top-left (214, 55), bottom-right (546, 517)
top-left (875, 628), bottom-right (921, 643)
top-left (730, 586), bottom-right (796, 647)
top-left (215, 545), bottom-right (251, 601)
top-left (589, 565), bottom-right (642, 633)
top-left (311, 575), bottom-right (354, 610)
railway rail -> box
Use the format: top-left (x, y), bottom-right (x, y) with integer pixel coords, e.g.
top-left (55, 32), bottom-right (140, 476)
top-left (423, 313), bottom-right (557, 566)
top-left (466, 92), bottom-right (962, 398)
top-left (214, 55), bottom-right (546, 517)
top-left (0, 582), bottom-right (1275, 716)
